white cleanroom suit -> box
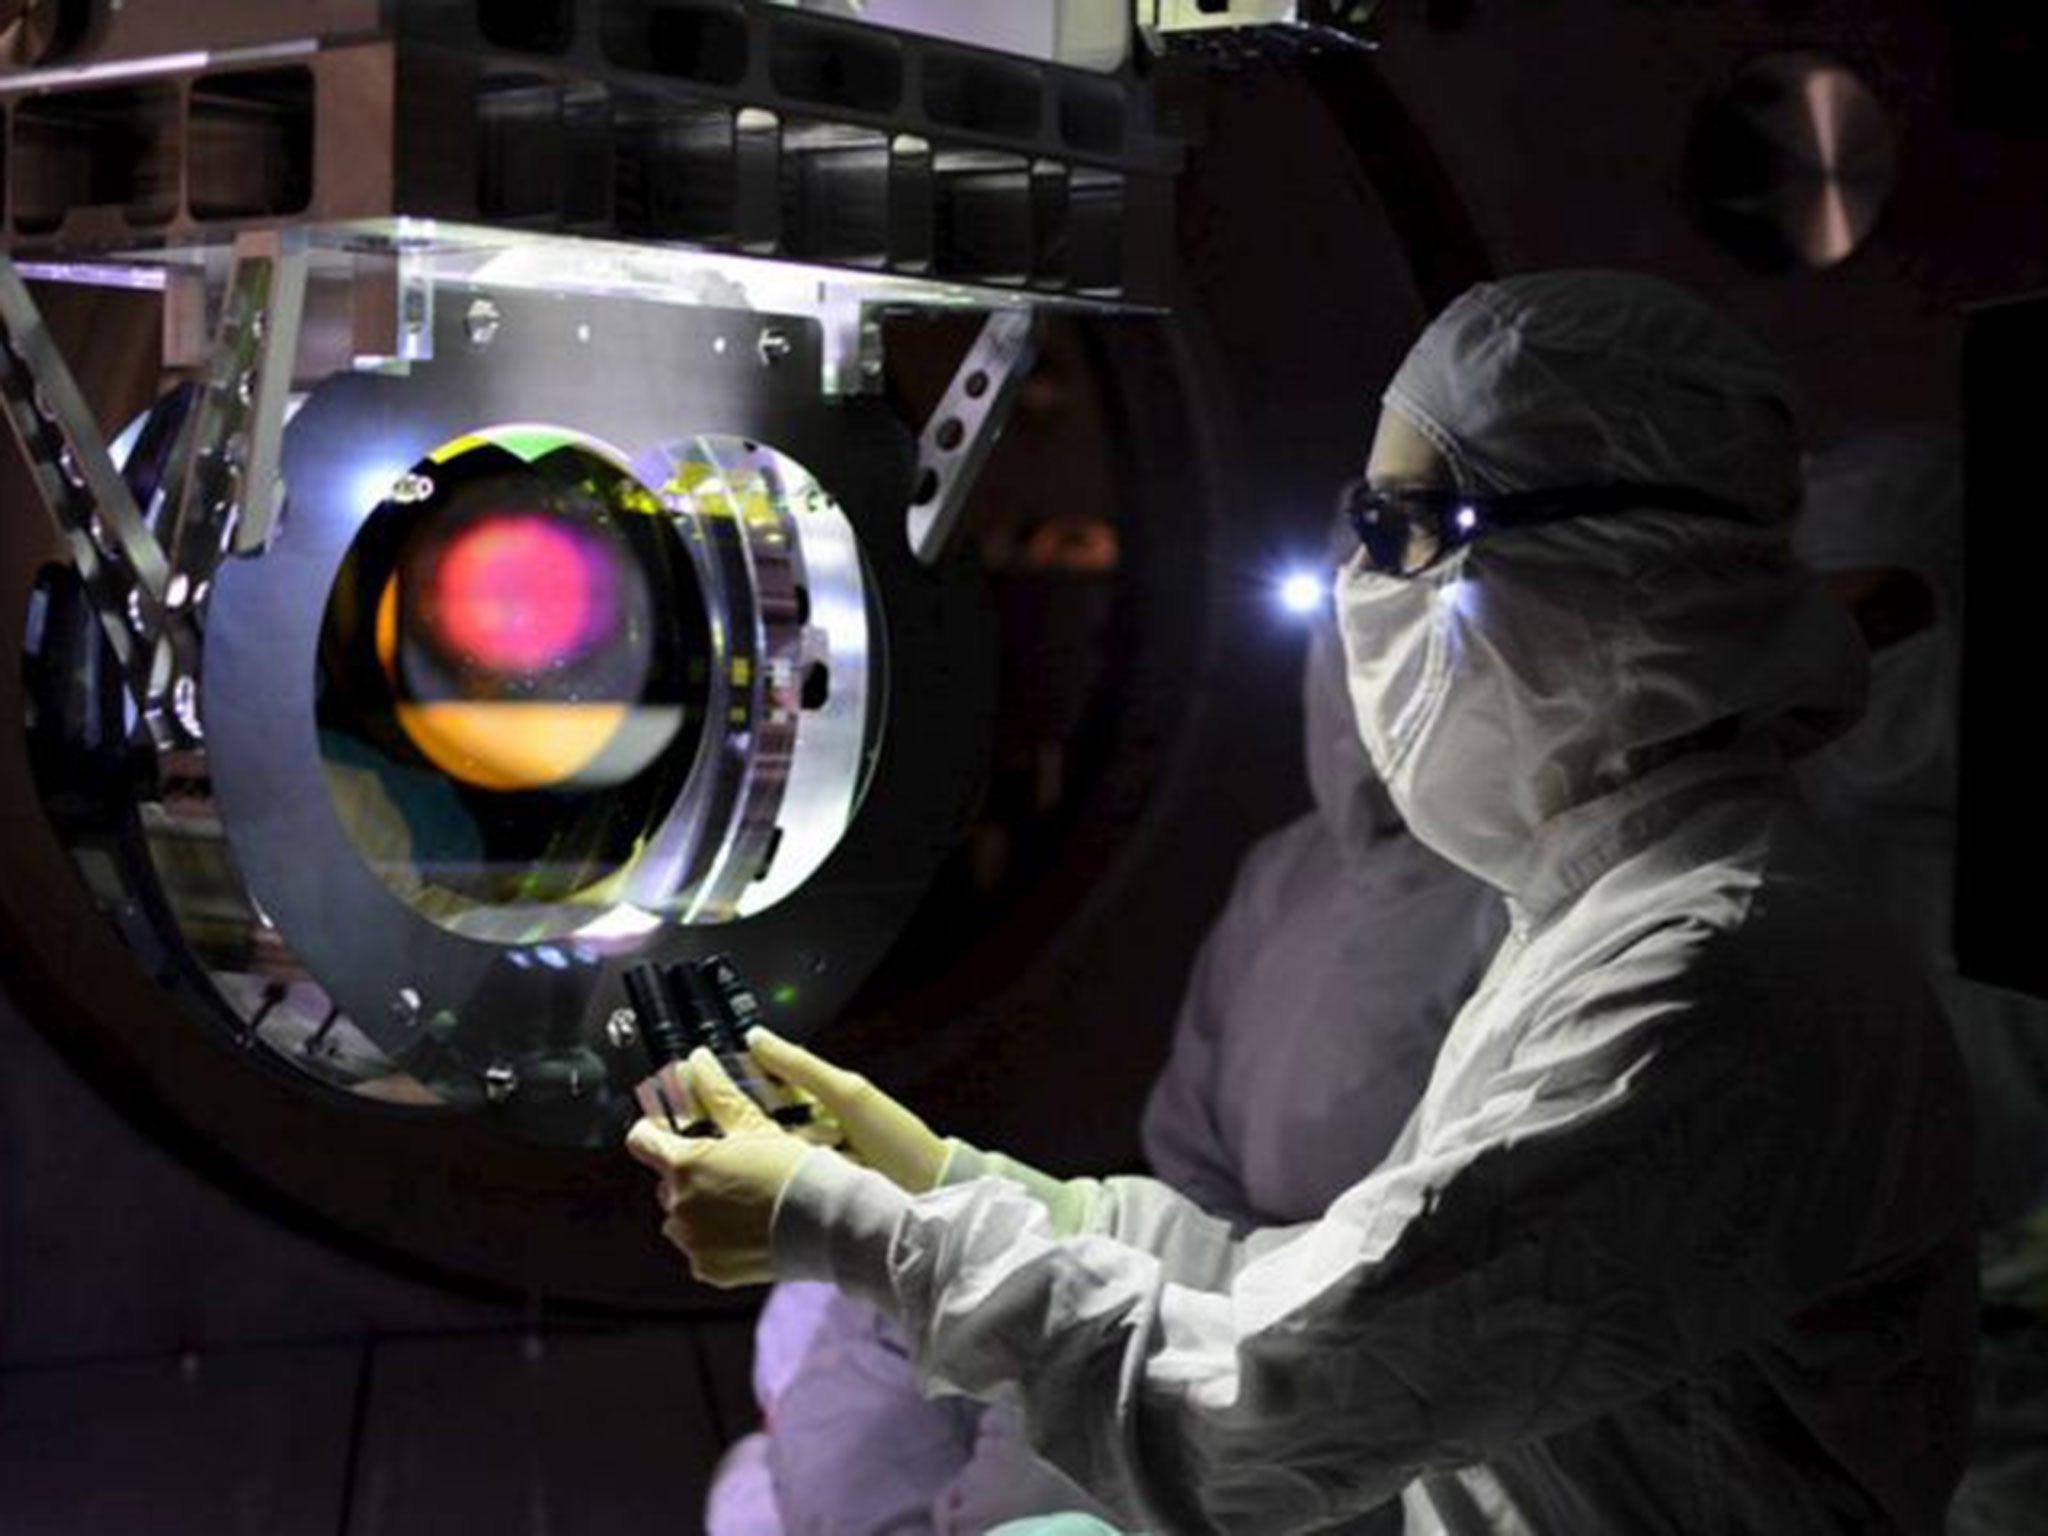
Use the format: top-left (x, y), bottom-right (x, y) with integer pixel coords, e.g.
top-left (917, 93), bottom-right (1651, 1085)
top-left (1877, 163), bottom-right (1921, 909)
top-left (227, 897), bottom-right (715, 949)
top-left (1137, 615), bottom-right (1509, 1232)
top-left (767, 272), bottom-right (1979, 1534)
top-left (726, 589), bottom-right (1504, 1535)
top-left (1794, 431), bottom-right (2048, 1231)
top-left (1792, 431), bottom-right (2048, 1536)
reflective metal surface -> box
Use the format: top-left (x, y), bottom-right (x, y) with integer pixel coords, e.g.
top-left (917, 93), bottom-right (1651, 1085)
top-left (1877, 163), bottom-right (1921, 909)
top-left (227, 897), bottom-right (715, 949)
top-left (6, 243), bottom-right (991, 1153)
top-left (0, 0), bottom-right (85, 69)
top-left (1687, 51), bottom-right (1899, 272)
top-left (0, 2), bottom-right (1184, 307)
top-left (766, 0), bottom-right (1133, 73)
top-left (0, 29), bottom-right (1454, 1300)
top-left (907, 309), bottom-right (1040, 563)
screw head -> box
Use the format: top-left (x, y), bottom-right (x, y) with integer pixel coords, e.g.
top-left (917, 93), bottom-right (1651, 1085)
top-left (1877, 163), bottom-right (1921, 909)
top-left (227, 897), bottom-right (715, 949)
top-left (464, 297), bottom-right (502, 347)
top-left (171, 674), bottom-right (202, 740)
top-left (484, 1061), bottom-right (518, 1103)
top-left (389, 986), bottom-right (422, 1025)
top-left (605, 1008), bottom-right (639, 1050)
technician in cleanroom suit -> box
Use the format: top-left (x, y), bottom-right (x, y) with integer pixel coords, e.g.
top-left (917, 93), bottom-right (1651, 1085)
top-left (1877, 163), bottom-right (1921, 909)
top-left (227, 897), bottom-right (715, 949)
top-left (1791, 431), bottom-right (2048, 1535)
top-left (629, 271), bottom-right (1979, 1534)
top-left (709, 556), bottom-right (1506, 1535)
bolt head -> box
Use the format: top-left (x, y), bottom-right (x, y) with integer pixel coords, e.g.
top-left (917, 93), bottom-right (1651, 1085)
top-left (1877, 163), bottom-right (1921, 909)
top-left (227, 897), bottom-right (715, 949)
top-left (171, 674), bottom-right (202, 740)
top-left (605, 1008), bottom-right (639, 1050)
top-left (464, 297), bottom-right (502, 347)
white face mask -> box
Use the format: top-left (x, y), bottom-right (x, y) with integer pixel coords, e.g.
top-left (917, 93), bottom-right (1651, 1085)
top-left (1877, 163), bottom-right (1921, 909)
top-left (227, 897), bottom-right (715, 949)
top-left (1334, 546), bottom-right (1542, 891)
top-left (1333, 549), bottom-right (1466, 784)
top-left (1334, 531), bottom-right (1623, 895)
top-left (1333, 513), bottom-right (1866, 897)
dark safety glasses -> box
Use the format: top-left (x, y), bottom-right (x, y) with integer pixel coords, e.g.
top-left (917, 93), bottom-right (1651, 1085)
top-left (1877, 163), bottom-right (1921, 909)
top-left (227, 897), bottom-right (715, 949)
top-left (1340, 480), bottom-right (1753, 577)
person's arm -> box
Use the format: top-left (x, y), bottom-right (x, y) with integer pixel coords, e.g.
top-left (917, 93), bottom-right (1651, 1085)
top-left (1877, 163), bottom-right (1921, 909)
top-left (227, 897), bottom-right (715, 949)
top-left (747, 1027), bottom-right (1303, 1295)
top-left (932, 1142), bottom-right (1304, 1295)
top-left (773, 927), bottom-right (1911, 1534)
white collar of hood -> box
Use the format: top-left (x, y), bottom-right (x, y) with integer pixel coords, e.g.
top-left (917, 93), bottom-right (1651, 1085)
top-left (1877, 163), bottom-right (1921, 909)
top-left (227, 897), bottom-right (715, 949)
top-left (1513, 737), bottom-right (1790, 924)
top-left (1335, 511), bottom-right (1866, 912)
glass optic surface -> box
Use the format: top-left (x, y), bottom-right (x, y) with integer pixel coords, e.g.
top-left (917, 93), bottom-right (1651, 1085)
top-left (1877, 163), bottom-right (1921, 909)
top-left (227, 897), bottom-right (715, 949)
top-left (317, 426), bottom-right (709, 941)
top-left (316, 426), bottom-right (881, 947)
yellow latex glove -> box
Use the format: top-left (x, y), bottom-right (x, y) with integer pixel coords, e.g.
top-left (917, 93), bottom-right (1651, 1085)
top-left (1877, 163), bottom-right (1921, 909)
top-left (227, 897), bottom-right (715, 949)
top-left (746, 1027), bottom-right (949, 1195)
top-left (624, 1049), bottom-right (812, 1288)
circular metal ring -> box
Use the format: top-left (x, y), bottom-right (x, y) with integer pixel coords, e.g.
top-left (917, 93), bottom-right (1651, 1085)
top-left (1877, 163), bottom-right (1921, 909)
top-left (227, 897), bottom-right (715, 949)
top-left (203, 286), bottom-right (981, 1148)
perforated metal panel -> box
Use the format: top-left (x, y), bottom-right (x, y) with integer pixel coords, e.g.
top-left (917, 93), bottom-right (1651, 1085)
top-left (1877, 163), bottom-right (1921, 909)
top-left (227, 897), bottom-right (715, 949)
top-left (0, 1), bottom-right (1182, 303)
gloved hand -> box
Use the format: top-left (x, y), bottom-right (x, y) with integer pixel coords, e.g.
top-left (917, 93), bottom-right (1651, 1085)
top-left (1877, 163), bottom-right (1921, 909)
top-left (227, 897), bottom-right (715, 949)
top-left (625, 1048), bottom-right (814, 1288)
top-left (746, 1028), bottom-right (950, 1195)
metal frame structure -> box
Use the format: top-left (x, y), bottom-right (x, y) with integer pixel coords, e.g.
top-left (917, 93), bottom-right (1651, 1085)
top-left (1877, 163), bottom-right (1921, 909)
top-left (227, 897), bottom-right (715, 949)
top-left (0, 1), bottom-right (1170, 1146)
top-left (0, 233), bottom-right (305, 747)
top-left (0, 2), bottom-right (1183, 304)
top-left (0, 0), bottom-right (1438, 1298)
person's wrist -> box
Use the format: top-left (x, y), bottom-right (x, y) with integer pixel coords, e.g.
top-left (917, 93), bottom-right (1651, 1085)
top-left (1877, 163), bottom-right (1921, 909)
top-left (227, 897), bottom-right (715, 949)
top-left (766, 1143), bottom-right (831, 1261)
top-left (899, 1129), bottom-right (948, 1194)
top-left (933, 1137), bottom-right (982, 1189)
top-left (769, 1146), bottom-right (912, 1302)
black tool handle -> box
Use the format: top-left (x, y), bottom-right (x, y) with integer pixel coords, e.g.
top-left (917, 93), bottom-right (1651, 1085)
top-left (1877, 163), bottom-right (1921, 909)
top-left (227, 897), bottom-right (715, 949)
top-left (665, 961), bottom-right (777, 1111)
top-left (623, 961), bottom-right (714, 1135)
top-left (695, 955), bottom-right (813, 1127)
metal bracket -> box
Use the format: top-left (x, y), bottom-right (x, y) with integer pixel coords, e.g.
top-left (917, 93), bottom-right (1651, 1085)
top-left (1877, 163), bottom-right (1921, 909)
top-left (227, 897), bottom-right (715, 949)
top-left (396, 243), bottom-right (436, 365)
top-left (0, 254), bottom-right (172, 705)
top-left (1141, 0), bottom-right (1303, 32)
top-left (905, 309), bottom-right (1041, 565)
top-left (817, 286), bottom-right (888, 397)
top-left (1136, 0), bottom-right (1379, 51)
top-left (161, 230), bottom-right (309, 573)
top-left (0, 235), bottom-right (308, 747)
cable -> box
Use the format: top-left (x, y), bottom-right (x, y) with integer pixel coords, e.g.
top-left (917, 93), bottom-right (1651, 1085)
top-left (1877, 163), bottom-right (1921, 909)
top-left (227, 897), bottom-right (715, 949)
top-left (331, 1333), bottom-right (378, 1536)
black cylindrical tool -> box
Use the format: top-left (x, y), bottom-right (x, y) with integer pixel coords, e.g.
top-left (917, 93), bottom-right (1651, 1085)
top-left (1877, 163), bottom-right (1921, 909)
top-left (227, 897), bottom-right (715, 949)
top-left (622, 960), bottom-right (714, 1135)
top-left (692, 955), bottom-right (813, 1127)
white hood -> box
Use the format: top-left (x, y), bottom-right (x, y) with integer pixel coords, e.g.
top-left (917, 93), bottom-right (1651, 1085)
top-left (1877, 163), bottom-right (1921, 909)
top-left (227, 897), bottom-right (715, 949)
top-left (1793, 430), bottom-right (1962, 825)
top-left (1793, 430), bottom-right (1963, 983)
top-left (1339, 272), bottom-right (1868, 902)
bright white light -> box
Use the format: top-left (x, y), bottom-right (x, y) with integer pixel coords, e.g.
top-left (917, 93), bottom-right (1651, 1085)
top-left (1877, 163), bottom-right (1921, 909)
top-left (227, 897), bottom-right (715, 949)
top-left (575, 904), bottom-right (662, 942)
top-left (1277, 571), bottom-right (1326, 616)
top-left (1455, 506), bottom-right (1478, 532)
top-left (349, 459), bottom-right (419, 517)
